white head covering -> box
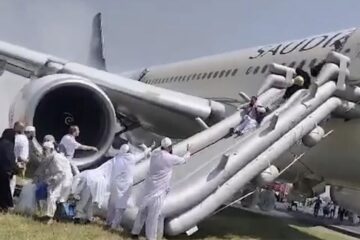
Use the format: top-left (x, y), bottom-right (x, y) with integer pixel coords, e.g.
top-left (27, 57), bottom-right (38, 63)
top-left (43, 134), bottom-right (55, 143)
top-left (24, 126), bottom-right (36, 132)
top-left (161, 137), bottom-right (172, 148)
top-left (119, 144), bottom-right (130, 153)
top-left (43, 141), bottom-right (55, 150)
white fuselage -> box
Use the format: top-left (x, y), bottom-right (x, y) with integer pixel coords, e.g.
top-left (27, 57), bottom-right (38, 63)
top-left (136, 27), bottom-right (360, 190)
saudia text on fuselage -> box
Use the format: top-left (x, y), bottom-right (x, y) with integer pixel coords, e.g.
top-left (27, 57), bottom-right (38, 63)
top-left (249, 28), bottom-right (356, 59)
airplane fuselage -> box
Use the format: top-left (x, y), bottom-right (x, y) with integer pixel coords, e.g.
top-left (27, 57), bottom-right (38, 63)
top-left (138, 27), bottom-right (360, 190)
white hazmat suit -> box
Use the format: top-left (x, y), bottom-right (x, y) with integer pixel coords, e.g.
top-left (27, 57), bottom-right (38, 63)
top-left (34, 142), bottom-right (69, 218)
top-left (73, 158), bottom-right (114, 221)
top-left (132, 138), bottom-right (190, 240)
top-left (106, 144), bottom-right (151, 229)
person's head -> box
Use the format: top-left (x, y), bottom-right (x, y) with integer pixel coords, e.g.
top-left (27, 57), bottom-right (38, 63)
top-left (69, 125), bottom-right (80, 137)
top-left (13, 121), bottom-right (25, 134)
top-left (24, 126), bottom-right (36, 140)
top-left (43, 134), bottom-right (56, 144)
top-left (1, 128), bottom-right (15, 143)
top-left (161, 137), bottom-right (172, 153)
top-left (249, 96), bottom-right (257, 106)
top-left (334, 39), bottom-right (343, 52)
top-left (119, 143), bottom-right (130, 154)
top-left (43, 141), bottom-right (55, 159)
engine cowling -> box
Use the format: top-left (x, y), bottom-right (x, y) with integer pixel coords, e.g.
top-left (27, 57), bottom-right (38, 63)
top-left (9, 74), bottom-right (117, 169)
top-left (330, 186), bottom-right (360, 215)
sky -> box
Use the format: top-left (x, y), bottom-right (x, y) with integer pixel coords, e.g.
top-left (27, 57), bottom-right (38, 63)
top-left (0, 0), bottom-right (360, 73)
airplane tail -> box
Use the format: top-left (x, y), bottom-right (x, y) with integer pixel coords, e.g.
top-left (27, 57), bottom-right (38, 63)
top-left (88, 12), bottom-right (107, 70)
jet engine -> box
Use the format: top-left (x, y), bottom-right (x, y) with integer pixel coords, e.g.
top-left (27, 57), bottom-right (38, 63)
top-left (330, 186), bottom-right (360, 216)
top-left (9, 74), bottom-right (117, 169)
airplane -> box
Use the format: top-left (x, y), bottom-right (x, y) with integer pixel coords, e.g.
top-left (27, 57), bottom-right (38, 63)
top-left (1, 12), bottom-right (360, 235)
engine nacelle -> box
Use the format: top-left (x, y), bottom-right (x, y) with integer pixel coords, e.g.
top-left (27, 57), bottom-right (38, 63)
top-left (330, 186), bottom-right (360, 216)
top-left (9, 74), bottom-right (117, 169)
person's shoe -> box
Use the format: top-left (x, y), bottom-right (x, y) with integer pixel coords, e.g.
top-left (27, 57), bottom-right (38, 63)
top-left (73, 218), bottom-right (81, 224)
top-left (130, 234), bottom-right (139, 239)
top-left (46, 218), bottom-right (54, 225)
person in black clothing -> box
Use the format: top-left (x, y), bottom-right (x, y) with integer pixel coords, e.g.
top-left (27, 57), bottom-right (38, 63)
top-left (0, 128), bottom-right (16, 212)
top-left (283, 68), bottom-right (311, 100)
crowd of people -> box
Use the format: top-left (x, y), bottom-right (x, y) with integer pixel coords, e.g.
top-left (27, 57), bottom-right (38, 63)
top-left (0, 121), bottom-right (191, 240)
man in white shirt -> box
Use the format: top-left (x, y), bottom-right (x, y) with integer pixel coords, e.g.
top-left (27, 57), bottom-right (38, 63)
top-left (11, 121), bottom-right (29, 196)
top-left (131, 138), bottom-right (190, 240)
top-left (59, 125), bottom-right (98, 160)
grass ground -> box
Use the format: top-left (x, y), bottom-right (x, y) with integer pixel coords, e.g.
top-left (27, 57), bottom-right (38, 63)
top-left (0, 208), bottom-right (357, 240)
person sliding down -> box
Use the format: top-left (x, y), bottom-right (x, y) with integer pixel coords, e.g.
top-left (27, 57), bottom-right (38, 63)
top-left (106, 143), bottom-right (152, 230)
top-left (33, 142), bottom-right (68, 225)
top-left (233, 96), bottom-right (267, 136)
top-left (131, 138), bottom-right (191, 240)
top-left (282, 68), bottom-right (311, 100)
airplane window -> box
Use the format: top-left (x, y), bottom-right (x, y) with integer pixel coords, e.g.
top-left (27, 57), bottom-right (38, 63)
top-left (289, 61), bottom-right (296, 68)
top-left (219, 70), bottom-right (225, 78)
top-left (178, 76), bottom-right (183, 81)
top-left (197, 73), bottom-right (202, 80)
top-left (187, 75), bottom-right (191, 81)
top-left (253, 66), bottom-right (260, 74)
top-left (207, 72), bottom-right (213, 79)
top-left (174, 76), bottom-right (179, 81)
top-left (192, 74), bottom-right (197, 80)
top-left (231, 69), bottom-right (238, 76)
top-left (182, 76), bottom-right (186, 82)
top-left (298, 60), bottom-right (306, 69)
top-left (170, 76), bottom-right (174, 82)
top-left (246, 67), bottom-right (252, 75)
top-left (213, 71), bottom-right (219, 78)
top-left (261, 65), bottom-right (268, 74)
top-left (309, 58), bottom-right (317, 68)
top-left (202, 73), bottom-right (207, 79)
top-left (225, 69), bottom-right (231, 77)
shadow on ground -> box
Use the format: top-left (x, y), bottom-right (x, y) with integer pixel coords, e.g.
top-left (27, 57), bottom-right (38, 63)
top-left (170, 208), bottom-right (324, 240)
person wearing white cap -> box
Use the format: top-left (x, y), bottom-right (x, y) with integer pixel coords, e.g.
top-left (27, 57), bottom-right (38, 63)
top-left (33, 141), bottom-right (66, 224)
top-left (131, 138), bottom-right (191, 240)
top-left (106, 143), bottom-right (152, 230)
top-left (24, 126), bottom-right (43, 177)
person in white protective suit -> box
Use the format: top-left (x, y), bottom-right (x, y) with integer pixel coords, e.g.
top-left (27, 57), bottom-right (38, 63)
top-left (131, 138), bottom-right (191, 240)
top-left (233, 96), bottom-right (267, 135)
top-left (106, 143), bottom-right (152, 230)
top-left (72, 152), bottom-right (117, 224)
top-left (33, 142), bottom-right (67, 224)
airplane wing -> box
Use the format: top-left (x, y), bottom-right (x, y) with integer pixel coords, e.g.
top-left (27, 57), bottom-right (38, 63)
top-left (0, 40), bottom-right (225, 167)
